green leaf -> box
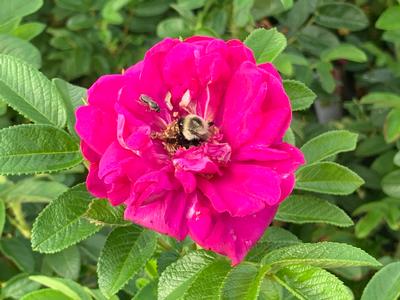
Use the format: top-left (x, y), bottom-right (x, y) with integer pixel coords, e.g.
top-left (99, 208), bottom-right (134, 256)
top-left (184, 259), bottom-right (231, 300)
top-left (0, 237), bottom-right (35, 273)
top-left (132, 281), bottom-right (157, 300)
top-left (157, 18), bottom-right (191, 38)
top-left (246, 227), bottom-right (301, 262)
top-left (301, 130), bottom-right (358, 164)
top-left (251, 0), bottom-right (293, 20)
top-left (53, 78), bottom-right (86, 139)
top-left (1, 179), bottom-right (68, 203)
top-left (53, 79), bottom-right (86, 110)
top-left (283, 0), bottom-right (317, 32)
top-left (2, 273), bottom-right (41, 299)
top-left (67, 15), bottom-right (95, 31)
top-left (0, 55), bottom-right (66, 127)
top-left (54, 0), bottom-right (90, 12)
top-left (384, 108), bottom-right (400, 143)
top-left (87, 289), bottom-right (119, 300)
top-left (350, 164), bottom-right (381, 190)
top-left (295, 162), bottom-right (364, 195)
top-left (173, 0), bottom-right (206, 10)
top-left (276, 195), bottom-right (353, 227)
top-left (20, 289), bottom-right (72, 300)
top-left (355, 211), bottom-right (383, 239)
top-left (383, 29), bottom-right (400, 43)
top-left (262, 242), bottom-right (381, 269)
top-left (31, 184), bottom-right (102, 253)
top-left (355, 135), bottom-right (392, 157)
top-left (361, 262), bottom-right (400, 300)
top-left (11, 22), bottom-right (46, 40)
top-left (0, 34), bottom-right (41, 68)
top-left (0, 0), bottom-right (43, 25)
top-left (279, 0), bottom-right (293, 10)
top-left (244, 28), bottom-right (287, 63)
top-left (0, 124), bottom-right (82, 175)
top-left (283, 127), bottom-right (295, 145)
top-left (29, 276), bottom-right (91, 300)
top-left (85, 199), bottom-right (128, 226)
top-left (372, 150), bottom-right (396, 175)
top-left (0, 199), bottom-right (4, 237)
top-left (274, 54), bottom-right (294, 76)
top-left (220, 263), bottom-right (269, 300)
top-left (382, 170), bottom-right (400, 198)
top-left (0, 18), bottom-right (20, 34)
top-left (394, 151), bottom-right (400, 167)
top-left (298, 25), bottom-right (339, 56)
top-left (283, 80), bottom-right (316, 111)
top-left (134, 0), bottom-right (170, 17)
top-left (316, 61), bottom-right (335, 93)
top-left (101, 0), bottom-right (131, 24)
top-left (376, 6), bottom-right (400, 31)
top-left (273, 265), bottom-right (353, 300)
top-left (360, 92), bottom-right (400, 108)
top-left (233, 0), bottom-right (255, 28)
top-left (158, 250), bottom-right (217, 300)
top-left (258, 277), bottom-right (284, 300)
top-left (315, 3), bottom-right (369, 31)
top-left (98, 226), bottom-right (157, 297)
top-left (321, 44), bottom-right (367, 63)
top-left (45, 246), bottom-right (81, 280)
top-left (382, 200), bottom-right (400, 230)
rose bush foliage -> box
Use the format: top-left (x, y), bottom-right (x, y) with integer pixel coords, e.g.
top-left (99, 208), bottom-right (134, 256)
top-left (1, 1), bottom-right (399, 300)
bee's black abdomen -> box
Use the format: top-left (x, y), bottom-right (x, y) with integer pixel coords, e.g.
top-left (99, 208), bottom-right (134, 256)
top-left (177, 132), bottom-right (200, 149)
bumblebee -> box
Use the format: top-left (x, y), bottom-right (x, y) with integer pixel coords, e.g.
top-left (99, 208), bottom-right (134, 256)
top-left (178, 114), bottom-right (211, 146)
top-left (152, 114), bottom-right (213, 153)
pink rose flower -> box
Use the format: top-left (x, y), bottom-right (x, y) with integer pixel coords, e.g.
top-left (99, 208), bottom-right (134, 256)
top-left (76, 36), bottom-right (305, 264)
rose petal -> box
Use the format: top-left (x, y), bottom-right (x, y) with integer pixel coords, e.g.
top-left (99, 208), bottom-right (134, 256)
top-left (87, 74), bottom-right (126, 111)
top-left (133, 167), bottom-right (179, 206)
top-left (125, 190), bottom-right (191, 240)
top-left (76, 105), bottom-right (117, 155)
top-left (81, 141), bottom-right (100, 163)
top-left (175, 169), bottom-right (197, 194)
top-left (198, 163), bottom-right (281, 217)
top-left (258, 62), bottom-right (282, 81)
top-left (188, 193), bottom-right (277, 265)
top-left (221, 61), bottom-right (269, 148)
top-left (234, 142), bottom-right (305, 173)
top-left (86, 163), bottom-right (108, 198)
top-left (162, 42), bottom-right (199, 100)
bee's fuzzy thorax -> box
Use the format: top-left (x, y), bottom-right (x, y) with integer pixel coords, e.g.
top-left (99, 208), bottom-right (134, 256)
top-left (179, 114), bottom-right (210, 142)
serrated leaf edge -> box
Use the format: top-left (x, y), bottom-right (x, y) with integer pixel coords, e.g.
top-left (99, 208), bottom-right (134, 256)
top-left (0, 124), bottom-right (83, 176)
top-left (0, 54), bottom-right (67, 127)
top-left (98, 227), bottom-right (157, 298)
top-left (31, 184), bottom-right (102, 253)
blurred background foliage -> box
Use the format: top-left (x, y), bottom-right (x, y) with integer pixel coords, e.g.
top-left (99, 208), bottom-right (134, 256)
top-left (1, 0), bottom-right (400, 299)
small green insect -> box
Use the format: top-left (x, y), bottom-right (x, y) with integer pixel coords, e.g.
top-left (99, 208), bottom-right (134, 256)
top-left (139, 94), bottom-right (160, 112)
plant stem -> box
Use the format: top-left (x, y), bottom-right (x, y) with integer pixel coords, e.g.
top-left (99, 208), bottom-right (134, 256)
top-left (8, 202), bottom-right (31, 238)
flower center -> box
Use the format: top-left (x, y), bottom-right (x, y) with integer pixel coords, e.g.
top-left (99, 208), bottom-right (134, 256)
top-left (152, 114), bottom-right (214, 154)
